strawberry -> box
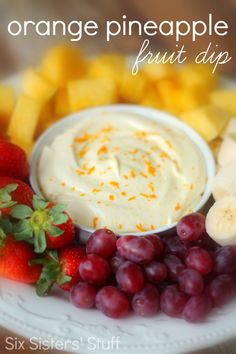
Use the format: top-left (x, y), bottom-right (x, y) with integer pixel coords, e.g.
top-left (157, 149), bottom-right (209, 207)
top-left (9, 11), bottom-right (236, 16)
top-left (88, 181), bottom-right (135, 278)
top-left (0, 178), bottom-right (34, 216)
top-left (0, 218), bottom-right (41, 284)
top-left (11, 195), bottom-right (75, 253)
top-left (33, 247), bottom-right (85, 295)
top-left (0, 140), bottom-right (29, 180)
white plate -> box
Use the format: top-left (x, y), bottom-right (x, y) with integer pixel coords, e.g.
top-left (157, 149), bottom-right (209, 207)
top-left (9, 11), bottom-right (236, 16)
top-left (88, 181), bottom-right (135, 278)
top-left (1, 73), bottom-right (236, 354)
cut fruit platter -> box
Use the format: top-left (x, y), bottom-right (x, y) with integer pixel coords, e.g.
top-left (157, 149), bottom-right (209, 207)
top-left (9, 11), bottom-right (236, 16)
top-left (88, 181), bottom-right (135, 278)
top-left (0, 45), bottom-right (236, 354)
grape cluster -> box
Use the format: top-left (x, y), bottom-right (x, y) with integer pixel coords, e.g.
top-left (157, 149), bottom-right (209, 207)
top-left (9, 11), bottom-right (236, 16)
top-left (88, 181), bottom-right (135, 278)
top-left (70, 214), bottom-right (236, 322)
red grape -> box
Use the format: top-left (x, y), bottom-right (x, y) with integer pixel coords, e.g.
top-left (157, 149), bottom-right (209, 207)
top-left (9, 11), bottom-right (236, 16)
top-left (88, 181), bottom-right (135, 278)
top-left (144, 235), bottom-right (164, 258)
top-left (176, 213), bottom-right (205, 242)
top-left (213, 246), bottom-right (236, 275)
top-left (160, 284), bottom-right (188, 317)
top-left (132, 284), bottom-right (159, 317)
top-left (178, 269), bottom-right (204, 295)
top-left (163, 254), bottom-right (185, 281)
top-left (183, 294), bottom-right (212, 323)
top-left (70, 282), bottom-right (97, 309)
top-left (185, 247), bottom-right (213, 275)
top-left (144, 261), bottom-right (167, 284)
top-left (194, 233), bottom-right (219, 252)
top-left (116, 235), bottom-right (155, 264)
top-left (110, 253), bottom-right (124, 273)
top-left (206, 274), bottom-right (236, 307)
top-left (116, 261), bottom-right (144, 294)
top-left (96, 286), bottom-right (129, 318)
top-left (163, 235), bottom-right (187, 259)
top-left (79, 254), bottom-right (110, 285)
top-left (86, 228), bottom-right (117, 258)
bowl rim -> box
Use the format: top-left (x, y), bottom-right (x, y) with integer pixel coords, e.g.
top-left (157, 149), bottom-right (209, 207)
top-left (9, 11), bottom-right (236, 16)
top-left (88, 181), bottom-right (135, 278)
top-left (30, 104), bottom-right (215, 236)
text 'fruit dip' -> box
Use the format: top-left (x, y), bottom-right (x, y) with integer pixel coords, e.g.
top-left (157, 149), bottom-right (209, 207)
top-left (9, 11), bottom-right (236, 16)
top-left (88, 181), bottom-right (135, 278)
top-left (38, 111), bottom-right (207, 233)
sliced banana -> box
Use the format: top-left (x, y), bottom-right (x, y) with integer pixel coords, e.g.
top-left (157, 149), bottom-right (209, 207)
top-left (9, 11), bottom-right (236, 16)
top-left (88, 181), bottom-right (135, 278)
top-left (218, 117), bottom-right (236, 167)
top-left (218, 132), bottom-right (236, 167)
top-left (221, 117), bottom-right (236, 138)
top-left (212, 161), bottom-right (236, 200)
top-left (206, 196), bottom-right (236, 246)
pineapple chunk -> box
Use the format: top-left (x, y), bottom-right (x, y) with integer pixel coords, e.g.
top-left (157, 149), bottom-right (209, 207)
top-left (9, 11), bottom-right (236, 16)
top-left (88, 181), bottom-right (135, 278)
top-left (87, 54), bottom-right (125, 85)
top-left (181, 105), bottom-right (229, 142)
top-left (0, 85), bottom-right (15, 129)
top-left (156, 79), bottom-right (179, 114)
top-left (140, 87), bottom-right (163, 109)
top-left (119, 71), bottom-right (147, 103)
top-left (54, 88), bottom-right (70, 118)
top-left (141, 63), bottom-right (176, 82)
top-left (36, 102), bottom-right (56, 138)
top-left (41, 45), bottom-right (85, 87)
top-left (68, 78), bottom-right (117, 112)
top-left (210, 90), bottom-right (236, 116)
top-left (178, 63), bottom-right (217, 92)
top-left (8, 94), bottom-right (42, 150)
top-left (22, 69), bottom-right (57, 104)
top-left (170, 89), bottom-right (202, 114)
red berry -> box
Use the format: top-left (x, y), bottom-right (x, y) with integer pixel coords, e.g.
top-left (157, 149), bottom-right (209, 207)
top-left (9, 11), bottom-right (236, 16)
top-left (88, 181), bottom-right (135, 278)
top-left (0, 140), bottom-right (29, 180)
top-left (176, 213), bottom-right (205, 242)
top-left (116, 261), bottom-right (144, 294)
top-left (0, 235), bottom-right (41, 284)
top-left (132, 284), bottom-right (159, 317)
top-left (46, 209), bottom-right (75, 250)
top-left (79, 254), bottom-right (110, 285)
top-left (160, 285), bottom-right (188, 317)
top-left (178, 269), bottom-right (204, 295)
top-left (0, 177), bottom-right (33, 208)
top-left (185, 247), bottom-right (213, 275)
top-left (96, 286), bottom-right (129, 318)
top-left (86, 228), bottom-right (117, 258)
top-left (183, 294), bottom-right (212, 323)
top-left (144, 261), bottom-right (167, 284)
top-left (144, 235), bottom-right (164, 258)
top-left (59, 246), bottom-right (85, 291)
top-left (70, 282), bottom-right (97, 309)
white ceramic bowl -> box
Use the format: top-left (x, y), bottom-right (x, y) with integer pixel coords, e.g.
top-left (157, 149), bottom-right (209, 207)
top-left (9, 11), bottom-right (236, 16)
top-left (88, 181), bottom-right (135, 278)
top-left (30, 104), bottom-right (215, 240)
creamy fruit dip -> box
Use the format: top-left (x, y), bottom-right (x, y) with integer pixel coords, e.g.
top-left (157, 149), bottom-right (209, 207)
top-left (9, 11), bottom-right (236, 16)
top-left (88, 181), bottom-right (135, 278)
top-left (38, 111), bottom-right (207, 233)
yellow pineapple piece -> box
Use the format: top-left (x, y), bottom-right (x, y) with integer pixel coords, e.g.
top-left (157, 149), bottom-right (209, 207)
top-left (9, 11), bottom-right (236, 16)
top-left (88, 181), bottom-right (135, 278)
top-left (178, 63), bottom-right (217, 92)
top-left (36, 102), bottom-right (56, 138)
top-left (22, 69), bottom-right (57, 104)
top-left (119, 71), bottom-right (147, 103)
top-left (181, 105), bottom-right (229, 142)
top-left (40, 45), bottom-right (86, 87)
top-left (141, 63), bottom-right (176, 82)
top-left (170, 89), bottom-right (202, 114)
top-left (8, 94), bottom-right (42, 150)
top-left (54, 88), bottom-right (70, 118)
top-left (0, 85), bottom-right (15, 130)
top-left (68, 78), bottom-right (117, 112)
top-left (139, 87), bottom-right (163, 109)
top-left (210, 90), bottom-right (236, 116)
top-left (87, 54), bottom-right (126, 85)
top-left (156, 79), bottom-right (179, 114)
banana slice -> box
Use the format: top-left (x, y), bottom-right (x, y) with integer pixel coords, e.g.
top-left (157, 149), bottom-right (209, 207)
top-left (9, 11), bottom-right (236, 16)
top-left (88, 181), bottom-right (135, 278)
top-left (221, 117), bottom-right (236, 138)
top-left (206, 196), bottom-right (236, 246)
top-left (212, 161), bottom-right (236, 200)
top-left (218, 118), bottom-right (236, 166)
